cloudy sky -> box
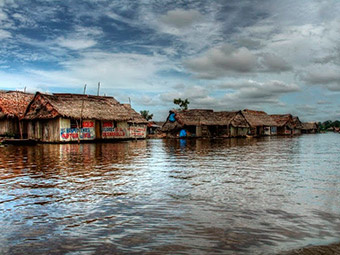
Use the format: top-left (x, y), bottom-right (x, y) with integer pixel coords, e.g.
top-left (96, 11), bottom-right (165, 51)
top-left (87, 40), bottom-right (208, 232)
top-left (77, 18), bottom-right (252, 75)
top-left (0, 0), bottom-right (339, 121)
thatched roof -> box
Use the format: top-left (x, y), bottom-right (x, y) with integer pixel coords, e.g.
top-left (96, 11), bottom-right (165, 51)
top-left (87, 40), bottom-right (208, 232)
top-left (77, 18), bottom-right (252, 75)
top-left (162, 109), bottom-right (249, 132)
top-left (241, 109), bottom-right (278, 127)
top-left (122, 104), bottom-right (148, 124)
top-left (214, 111), bottom-right (249, 127)
top-left (301, 122), bottom-right (318, 130)
top-left (270, 114), bottom-right (293, 127)
top-left (24, 92), bottom-right (146, 123)
top-left (292, 116), bottom-right (303, 129)
top-left (0, 91), bottom-right (34, 119)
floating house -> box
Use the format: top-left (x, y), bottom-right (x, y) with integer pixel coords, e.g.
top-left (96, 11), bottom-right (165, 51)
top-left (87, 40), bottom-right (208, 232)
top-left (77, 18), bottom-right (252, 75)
top-left (24, 92), bottom-right (147, 142)
top-left (162, 109), bottom-right (249, 138)
top-left (292, 116), bottom-right (303, 135)
top-left (122, 104), bottom-right (149, 138)
top-left (301, 122), bottom-right (319, 134)
top-left (270, 114), bottom-right (303, 135)
top-left (270, 114), bottom-right (294, 135)
top-left (0, 91), bottom-right (34, 138)
top-left (241, 109), bottom-right (278, 136)
top-left (147, 121), bottom-right (162, 135)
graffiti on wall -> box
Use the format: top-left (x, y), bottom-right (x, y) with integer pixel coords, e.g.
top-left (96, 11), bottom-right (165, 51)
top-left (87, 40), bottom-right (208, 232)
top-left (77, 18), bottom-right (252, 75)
top-left (102, 121), bottom-right (127, 138)
top-left (60, 120), bottom-right (95, 141)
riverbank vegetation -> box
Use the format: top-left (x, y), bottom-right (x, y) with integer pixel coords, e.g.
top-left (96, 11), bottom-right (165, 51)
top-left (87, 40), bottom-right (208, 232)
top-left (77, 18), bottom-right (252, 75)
top-left (318, 120), bottom-right (340, 131)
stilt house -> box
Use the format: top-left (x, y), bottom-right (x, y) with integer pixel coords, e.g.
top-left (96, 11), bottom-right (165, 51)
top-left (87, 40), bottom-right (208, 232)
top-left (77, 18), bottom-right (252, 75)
top-left (0, 91), bottom-right (34, 138)
top-left (162, 109), bottom-right (249, 138)
top-left (241, 109), bottom-right (278, 136)
top-left (24, 92), bottom-right (147, 142)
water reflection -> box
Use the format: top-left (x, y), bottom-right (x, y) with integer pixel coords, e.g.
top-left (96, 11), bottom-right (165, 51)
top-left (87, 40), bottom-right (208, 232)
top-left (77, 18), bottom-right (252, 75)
top-left (0, 134), bottom-right (340, 254)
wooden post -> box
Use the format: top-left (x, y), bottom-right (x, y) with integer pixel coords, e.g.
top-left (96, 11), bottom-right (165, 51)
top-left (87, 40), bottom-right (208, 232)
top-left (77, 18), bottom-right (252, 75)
top-left (78, 84), bottom-right (87, 143)
top-left (97, 82), bottom-right (100, 96)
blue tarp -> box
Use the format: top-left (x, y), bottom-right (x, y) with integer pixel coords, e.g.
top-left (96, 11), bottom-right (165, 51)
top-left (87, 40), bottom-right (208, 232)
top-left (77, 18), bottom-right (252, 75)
top-left (180, 139), bottom-right (187, 147)
top-left (179, 129), bottom-right (187, 137)
top-left (169, 113), bottom-right (176, 122)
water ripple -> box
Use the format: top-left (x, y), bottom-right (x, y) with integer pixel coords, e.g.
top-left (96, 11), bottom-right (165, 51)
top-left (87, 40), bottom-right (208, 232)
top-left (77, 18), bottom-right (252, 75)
top-left (0, 134), bottom-right (340, 254)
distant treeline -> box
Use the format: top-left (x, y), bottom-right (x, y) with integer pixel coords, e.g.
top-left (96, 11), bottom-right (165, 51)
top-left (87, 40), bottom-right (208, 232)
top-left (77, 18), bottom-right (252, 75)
top-left (318, 120), bottom-right (340, 131)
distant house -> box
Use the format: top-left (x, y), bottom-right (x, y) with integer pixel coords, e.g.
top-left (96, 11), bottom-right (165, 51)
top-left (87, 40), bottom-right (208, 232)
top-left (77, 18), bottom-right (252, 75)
top-left (147, 121), bottom-right (162, 135)
top-left (301, 122), bottom-right (319, 134)
top-left (270, 114), bottom-right (302, 135)
top-left (292, 116), bottom-right (303, 135)
top-left (241, 109), bottom-right (278, 136)
top-left (162, 109), bottom-right (249, 138)
top-left (270, 114), bottom-right (294, 135)
top-left (0, 91), bottom-right (34, 138)
top-left (24, 92), bottom-right (147, 142)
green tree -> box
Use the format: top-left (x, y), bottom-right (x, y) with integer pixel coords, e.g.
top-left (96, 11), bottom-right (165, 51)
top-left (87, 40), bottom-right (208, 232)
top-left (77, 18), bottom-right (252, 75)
top-left (318, 120), bottom-right (340, 131)
top-left (140, 110), bottom-right (153, 121)
top-left (173, 98), bottom-right (189, 110)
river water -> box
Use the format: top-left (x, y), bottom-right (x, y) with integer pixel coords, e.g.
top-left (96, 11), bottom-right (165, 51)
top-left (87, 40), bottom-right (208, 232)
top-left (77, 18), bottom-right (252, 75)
top-left (0, 133), bottom-right (340, 255)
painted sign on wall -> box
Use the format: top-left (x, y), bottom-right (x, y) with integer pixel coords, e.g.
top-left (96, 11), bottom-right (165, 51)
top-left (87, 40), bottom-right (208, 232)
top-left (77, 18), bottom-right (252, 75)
top-left (60, 120), bottom-right (95, 141)
top-left (102, 121), bottom-right (128, 138)
top-left (129, 126), bottom-right (146, 138)
top-left (60, 127), bottom-right (95, 140)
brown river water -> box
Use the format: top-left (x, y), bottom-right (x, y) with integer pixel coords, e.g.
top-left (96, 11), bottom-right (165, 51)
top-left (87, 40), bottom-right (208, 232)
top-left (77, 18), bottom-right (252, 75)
top-left (0, 133), bottom-right (340, 255)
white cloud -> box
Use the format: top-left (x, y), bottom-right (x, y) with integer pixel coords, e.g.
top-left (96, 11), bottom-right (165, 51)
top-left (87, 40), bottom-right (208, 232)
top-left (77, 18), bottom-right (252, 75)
top-left (55, 26), bottom-right (103, 50)
top-left (259, 53), bottom-right (292, 72)
top-left (184, 44), bottom-right (257, 79)
top-left (300, 65), bottom-right (340, 91)
top-left (160, 85), bottom-right (209, 103)
top-left (184, 44), bottom-right (292, 79)
top-left (25, 51), bottom-right (171, 90)
top-left (0, 29), bottom-right (11, 39)
top-left (56, 37), bottom-right (97, 50)
top-left (138, 5), bottom-right (223, 54)
top-left (160, 9), bottom-right (202, 28)
top-left (219, 80), bottom-right (299, 110)
top-left (158, 79), bottom-right (299, 112)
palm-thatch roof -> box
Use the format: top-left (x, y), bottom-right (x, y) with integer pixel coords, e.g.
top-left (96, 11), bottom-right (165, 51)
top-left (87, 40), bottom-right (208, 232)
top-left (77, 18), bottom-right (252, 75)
top-left (292, 116), bottom-right (303, 129)
top-left (301, 122), bottom-right (318, 130)
top-left (270, 114), bottom-right (292, 126)
top-left (162, 109), bottom-right (249, 132)
top-left (214, 111), bottom-right (249, 127)
top-left (270, 114), bottom-right (295, 129)
top-left (122, 104), bottom-right (148, 124)
top-left (24, 92), bottom-right (146, 123)
top-left (241, 109), bottom-right (278, 127)
top-left (0, 91), bottom-right (34, 119)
